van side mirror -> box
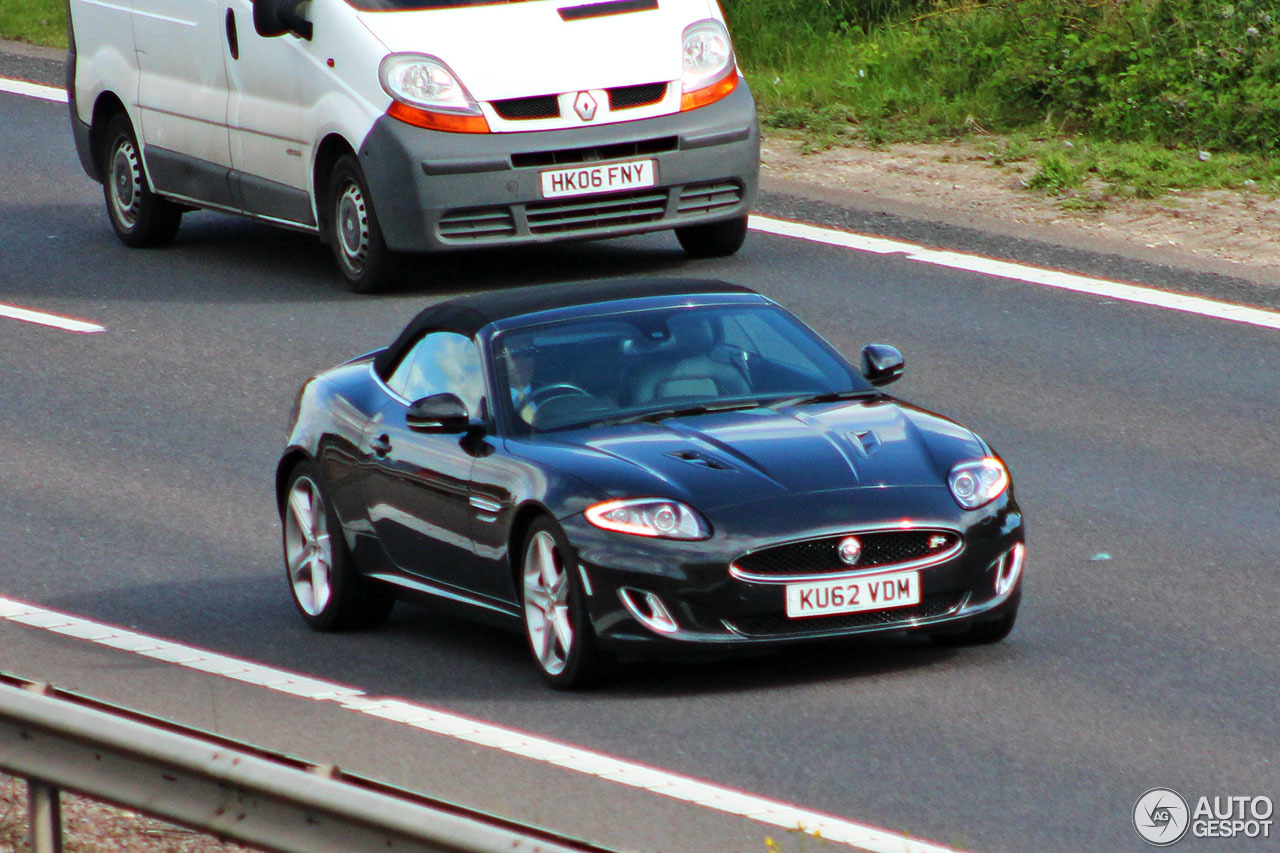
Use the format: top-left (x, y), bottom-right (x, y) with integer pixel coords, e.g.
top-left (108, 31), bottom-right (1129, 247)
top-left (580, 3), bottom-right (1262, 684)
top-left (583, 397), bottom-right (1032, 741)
top-left (253, 0), bottom-right (313, 40)
top-left (861, 344), bottom-right (905, 386)
top-left (406, 393), bottom-right (472, 433)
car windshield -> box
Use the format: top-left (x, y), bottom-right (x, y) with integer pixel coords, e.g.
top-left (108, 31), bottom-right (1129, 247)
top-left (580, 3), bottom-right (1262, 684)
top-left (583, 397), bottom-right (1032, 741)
top-left (491, 303), bottom-right (872, 434)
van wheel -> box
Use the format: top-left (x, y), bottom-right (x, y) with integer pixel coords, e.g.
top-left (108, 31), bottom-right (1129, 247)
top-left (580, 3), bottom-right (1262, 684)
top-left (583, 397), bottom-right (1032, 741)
top-left (328, 154), bottom-right (395, 293)
top-left (100, 113), bottom-right (182, 248)
top-left (675, 215), bottom-right (748, 258)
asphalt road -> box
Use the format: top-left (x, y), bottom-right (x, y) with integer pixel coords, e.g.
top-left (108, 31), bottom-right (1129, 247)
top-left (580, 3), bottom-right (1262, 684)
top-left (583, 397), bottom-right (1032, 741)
top-left (2, 83), bottom-right (1278, 853)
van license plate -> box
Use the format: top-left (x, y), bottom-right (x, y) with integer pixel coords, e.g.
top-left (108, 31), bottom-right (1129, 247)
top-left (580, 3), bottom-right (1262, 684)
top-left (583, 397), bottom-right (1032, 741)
top-left (540, 159), bottom-right (656, 199)
top-left (785, 570), bottom-right (921, 619)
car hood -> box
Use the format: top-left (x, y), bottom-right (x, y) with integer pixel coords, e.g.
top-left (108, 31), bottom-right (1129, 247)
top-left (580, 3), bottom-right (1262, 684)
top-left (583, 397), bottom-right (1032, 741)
top-left (509, 399), bottom-right (991, 512)
top-left (356, 0), bottom-right (715, 102)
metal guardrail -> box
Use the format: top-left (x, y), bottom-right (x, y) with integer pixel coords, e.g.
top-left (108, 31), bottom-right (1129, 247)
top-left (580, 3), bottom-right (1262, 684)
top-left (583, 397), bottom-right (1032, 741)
top-left (0, 674), bottom-right (616, 853)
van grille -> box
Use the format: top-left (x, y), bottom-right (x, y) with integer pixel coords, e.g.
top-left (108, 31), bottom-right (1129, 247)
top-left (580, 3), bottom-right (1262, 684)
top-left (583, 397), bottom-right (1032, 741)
top-left (438, 208), bottom-right (517, 240)
top-left (526, 188), bottom-right (668, 234)
top-left (677, 181), bottom-right (744, 217)
top-left (492, 95), bottom-right (560, 120)
top-left (608, 82), bottom-right (667, 110)
top-left (512, 136), bottom-right (678, 169)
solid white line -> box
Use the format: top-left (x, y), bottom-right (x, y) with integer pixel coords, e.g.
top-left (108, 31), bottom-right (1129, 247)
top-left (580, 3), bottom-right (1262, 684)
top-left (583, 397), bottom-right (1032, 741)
top-left (750, 215), bottom-right (1280, 333)
top-left (0, 595), bottom-right (962, 853)
top-left (0, 302), bottom-right (106, 334)
top-left (0, 78), bottom-right (67, 103)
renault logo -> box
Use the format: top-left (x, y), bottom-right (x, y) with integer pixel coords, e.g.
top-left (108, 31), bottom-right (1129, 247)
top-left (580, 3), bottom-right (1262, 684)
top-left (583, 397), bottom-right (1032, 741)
top-left (573, 91), bottom-right (597, 122)
top-left (837, 536), bottom-right (862, 566)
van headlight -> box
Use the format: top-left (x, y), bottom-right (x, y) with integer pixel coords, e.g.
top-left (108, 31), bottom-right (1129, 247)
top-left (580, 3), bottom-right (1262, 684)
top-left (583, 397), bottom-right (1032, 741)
top-left (680, 20), bottom-right (738, 111)
top-left (379, 53), bottom-right (490, 133)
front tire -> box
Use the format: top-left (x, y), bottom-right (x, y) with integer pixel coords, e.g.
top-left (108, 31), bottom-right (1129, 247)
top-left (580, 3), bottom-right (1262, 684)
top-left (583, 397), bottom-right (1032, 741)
top-left (282, 462), bottom-right (394, 631)
top-left (328, 154), bottom-right (396, 293)
top-left (675, 214), bottom-right (748, 258)
top-left (520, 518), bottom-right (602, 689)
top-left (100, 113), bottom-right (182, 248)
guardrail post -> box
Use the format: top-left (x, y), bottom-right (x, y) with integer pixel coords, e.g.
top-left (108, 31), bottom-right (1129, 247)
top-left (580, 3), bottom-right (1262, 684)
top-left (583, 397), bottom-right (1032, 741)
top-left (27, 778), bottom-right (63, 853)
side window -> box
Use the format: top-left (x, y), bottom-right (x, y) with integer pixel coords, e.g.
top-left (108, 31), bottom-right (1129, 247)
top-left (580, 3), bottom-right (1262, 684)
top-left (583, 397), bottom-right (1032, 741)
top-left (387, 331), bottom-right (486, 415)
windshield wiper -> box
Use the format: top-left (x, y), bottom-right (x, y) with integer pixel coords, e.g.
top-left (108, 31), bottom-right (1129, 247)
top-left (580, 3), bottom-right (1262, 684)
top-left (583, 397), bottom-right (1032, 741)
top-left (768, 389), bottom-right (879, 409)
top-left (604, 399), bottom-right (766, 426)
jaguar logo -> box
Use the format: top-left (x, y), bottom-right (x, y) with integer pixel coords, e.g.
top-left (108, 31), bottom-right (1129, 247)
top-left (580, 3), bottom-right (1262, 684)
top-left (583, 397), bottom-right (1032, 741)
top-left (837, 536), bottom-right (862, 566)
top-left (573, 91), bottom-right (597, 121)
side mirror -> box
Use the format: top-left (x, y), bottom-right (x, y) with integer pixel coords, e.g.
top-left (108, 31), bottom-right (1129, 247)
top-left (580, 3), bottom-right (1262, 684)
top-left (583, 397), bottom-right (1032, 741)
top-left (252, 0), bottom-right (313, 40)
top-left (861, 344), bottom-right (905, 386)
top-left (406, 393), bottom-right (472, 433)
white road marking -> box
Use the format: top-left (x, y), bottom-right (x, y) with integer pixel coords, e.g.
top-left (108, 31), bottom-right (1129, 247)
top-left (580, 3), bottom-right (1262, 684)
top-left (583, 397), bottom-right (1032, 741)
top-left (0, 595), bottom-right (961, 853)
top-left (750, 215), bottom-right (1280, 332)
top-left (0, 302), bottom-right (105, 334)
top-left (0, 78), bottom-right (67, 103)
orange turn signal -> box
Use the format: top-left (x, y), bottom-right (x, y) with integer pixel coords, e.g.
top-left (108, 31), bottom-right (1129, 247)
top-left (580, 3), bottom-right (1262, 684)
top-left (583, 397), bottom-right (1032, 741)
top-left (680, 73), bottom-right (739, 112)
top-left (387, 101), bottom-right (490, 133)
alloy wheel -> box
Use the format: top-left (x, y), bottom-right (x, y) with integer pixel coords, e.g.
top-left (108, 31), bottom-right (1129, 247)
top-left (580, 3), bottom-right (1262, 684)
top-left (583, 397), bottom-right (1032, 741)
top-left (283, 476), bottom-right (333, 617)
top-left (523, 530), bottom-right (574, 676)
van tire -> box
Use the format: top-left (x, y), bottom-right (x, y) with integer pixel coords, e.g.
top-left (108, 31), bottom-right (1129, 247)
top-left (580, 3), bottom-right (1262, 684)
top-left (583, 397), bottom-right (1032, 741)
top-left (100, 113), bottom-right (183, 248)
top-left (675, 215), bottom-right (748, 258)
top-left (328, 154), bottom-right (395, 293)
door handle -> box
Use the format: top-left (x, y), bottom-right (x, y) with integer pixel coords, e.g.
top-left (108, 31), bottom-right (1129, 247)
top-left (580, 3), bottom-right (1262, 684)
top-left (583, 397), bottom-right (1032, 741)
top-left (371, 434), bottom-right (392, 457)
top-left (225, 8), bottom-right (240, 60)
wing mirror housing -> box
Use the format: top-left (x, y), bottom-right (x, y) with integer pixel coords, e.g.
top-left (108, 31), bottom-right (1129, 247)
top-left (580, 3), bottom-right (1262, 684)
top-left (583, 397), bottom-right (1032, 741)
top-left (406, 393), bottom-right (473, 433)
top-left (252, 0), bottom-right (313, 40)
top-left (861, 344), bottom-right (905, 386)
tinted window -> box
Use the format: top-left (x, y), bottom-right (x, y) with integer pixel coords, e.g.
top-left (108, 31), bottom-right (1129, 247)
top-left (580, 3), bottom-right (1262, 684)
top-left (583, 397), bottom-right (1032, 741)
top-left (492, 303), bottom-right (866, 433)
top-left (387, 331), bottom-right (486, 414)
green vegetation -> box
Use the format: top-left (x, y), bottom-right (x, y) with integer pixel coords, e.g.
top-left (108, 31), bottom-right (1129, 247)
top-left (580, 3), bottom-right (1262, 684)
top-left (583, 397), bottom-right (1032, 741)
top-left (0, 0), bottom-right (66, 49)
top-left (729, 0), bottom-right (1280, 197)
top-left (5, 0), bottom-right (1277, 200)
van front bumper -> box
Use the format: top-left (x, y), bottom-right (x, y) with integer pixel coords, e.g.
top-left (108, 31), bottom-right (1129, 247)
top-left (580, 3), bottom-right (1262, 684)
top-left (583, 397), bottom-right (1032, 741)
top-left (357, 83), bottom-right (760, 253)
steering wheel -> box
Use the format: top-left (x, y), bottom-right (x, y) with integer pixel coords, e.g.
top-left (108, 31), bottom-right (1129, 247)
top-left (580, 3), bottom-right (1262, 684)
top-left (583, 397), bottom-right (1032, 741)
top-left (523, 383), bottom-right (591, 408)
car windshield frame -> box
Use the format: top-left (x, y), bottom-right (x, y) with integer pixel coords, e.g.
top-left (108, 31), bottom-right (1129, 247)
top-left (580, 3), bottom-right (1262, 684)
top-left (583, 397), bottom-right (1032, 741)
top-left (488, 301), bottom-right (872, 436)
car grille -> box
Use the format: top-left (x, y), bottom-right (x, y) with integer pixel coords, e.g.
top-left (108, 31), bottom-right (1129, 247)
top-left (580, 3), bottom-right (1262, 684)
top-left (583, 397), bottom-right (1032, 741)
top-left (526, 188), bottom-right (668, 234)
top-left (608, 82), bottom-right (667, 110)
top-left (733, 529), bottom-right (962, 579)
top-left (511, 136), bottom-right (678, 169)
top-left (492, 95), bottom-right (560, 120)
top-left (677, 181), bottom-right (744, 217)
top-left (725, 593), bottom-right (963, 638)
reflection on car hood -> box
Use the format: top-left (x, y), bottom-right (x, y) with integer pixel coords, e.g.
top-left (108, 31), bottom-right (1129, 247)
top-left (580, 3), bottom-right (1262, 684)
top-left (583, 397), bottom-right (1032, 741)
top-left (512, 400), bottom-right (989, 511)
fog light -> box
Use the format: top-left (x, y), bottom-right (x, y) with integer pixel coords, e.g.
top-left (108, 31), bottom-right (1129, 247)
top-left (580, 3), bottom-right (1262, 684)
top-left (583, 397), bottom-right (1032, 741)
top-left (618, 588), bottom-right (679, 634)
top-left (993, 543), bottom-right (1025, 597)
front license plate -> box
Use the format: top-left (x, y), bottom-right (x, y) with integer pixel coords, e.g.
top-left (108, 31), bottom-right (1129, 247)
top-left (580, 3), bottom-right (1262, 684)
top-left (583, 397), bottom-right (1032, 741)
top-left (785, 571), bottom-right (921, 619)
top-left (539, 159), bottom-right (656, 199)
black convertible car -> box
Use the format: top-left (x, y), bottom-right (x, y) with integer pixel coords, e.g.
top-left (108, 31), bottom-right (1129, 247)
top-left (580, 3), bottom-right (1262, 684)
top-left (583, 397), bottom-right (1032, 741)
top-left (278, 278), bottom-right (1024, 687)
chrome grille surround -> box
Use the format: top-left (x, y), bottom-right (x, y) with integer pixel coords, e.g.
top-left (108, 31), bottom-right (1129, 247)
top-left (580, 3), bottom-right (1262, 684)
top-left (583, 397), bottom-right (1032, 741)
top-left (729, 527), bottom-right (964, 584)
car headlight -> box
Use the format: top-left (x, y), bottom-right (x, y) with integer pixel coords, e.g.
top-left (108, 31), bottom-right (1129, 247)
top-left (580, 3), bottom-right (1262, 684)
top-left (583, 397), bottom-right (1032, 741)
top-left (585, 498), bottom-right (710, 540)
top-left (947, 458), bottom-right (1010, 510)
top-left (680, 20), bottom-right (738, 111)
top-left (379, 53), bottom-right (490, 132)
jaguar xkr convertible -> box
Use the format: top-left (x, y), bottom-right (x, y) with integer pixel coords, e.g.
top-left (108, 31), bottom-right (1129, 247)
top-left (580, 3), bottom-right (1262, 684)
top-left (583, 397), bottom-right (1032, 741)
top-left (278, 278), bottom-right (1025, 687)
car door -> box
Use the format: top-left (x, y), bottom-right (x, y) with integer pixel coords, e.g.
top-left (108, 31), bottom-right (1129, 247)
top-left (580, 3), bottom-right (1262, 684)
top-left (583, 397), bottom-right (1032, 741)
top-left (365, 332), bottom-right (495, 598)
top-left (131, 0), bottom-right (234, 205)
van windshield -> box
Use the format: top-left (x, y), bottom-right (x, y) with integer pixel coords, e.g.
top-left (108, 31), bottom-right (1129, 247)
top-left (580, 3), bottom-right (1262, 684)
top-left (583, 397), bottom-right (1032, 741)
top-left (348, 0), bottom-right (511, 9)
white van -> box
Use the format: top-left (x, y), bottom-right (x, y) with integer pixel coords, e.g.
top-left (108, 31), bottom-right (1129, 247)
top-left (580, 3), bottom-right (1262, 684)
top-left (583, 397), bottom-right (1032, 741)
top-left (67, 0), bottom-right (760, 291)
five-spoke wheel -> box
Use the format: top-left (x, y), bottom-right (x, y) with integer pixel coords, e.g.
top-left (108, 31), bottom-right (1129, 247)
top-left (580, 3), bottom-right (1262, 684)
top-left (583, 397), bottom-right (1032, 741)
top-left (521, 518), bottom-right (601, 688)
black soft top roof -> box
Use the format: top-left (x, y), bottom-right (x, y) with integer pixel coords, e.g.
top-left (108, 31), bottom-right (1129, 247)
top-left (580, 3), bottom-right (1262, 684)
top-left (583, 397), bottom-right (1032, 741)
top-left (374, 277), bottom-right (758, 375)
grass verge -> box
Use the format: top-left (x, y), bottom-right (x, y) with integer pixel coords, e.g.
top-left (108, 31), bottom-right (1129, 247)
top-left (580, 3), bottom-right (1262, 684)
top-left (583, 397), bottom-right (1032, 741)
top-left (0, 0), bottom-right (65, 49)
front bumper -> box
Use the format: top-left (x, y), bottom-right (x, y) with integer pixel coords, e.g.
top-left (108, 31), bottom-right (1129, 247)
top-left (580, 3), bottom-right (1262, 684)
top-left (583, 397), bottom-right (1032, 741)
top-left (357, 83), bottom-right (760, 253)
top-left (560, 488), bottom-right (1025, 653)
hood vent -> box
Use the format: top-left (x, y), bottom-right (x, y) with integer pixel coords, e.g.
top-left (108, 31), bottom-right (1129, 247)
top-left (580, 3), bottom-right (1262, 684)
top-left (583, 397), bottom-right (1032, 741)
top-left (848, 429), bottom-right (881, 458)
top-left (558, 0), bottom-right (658, 20)
top-left (667, 449), bottom-right (734, 471)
